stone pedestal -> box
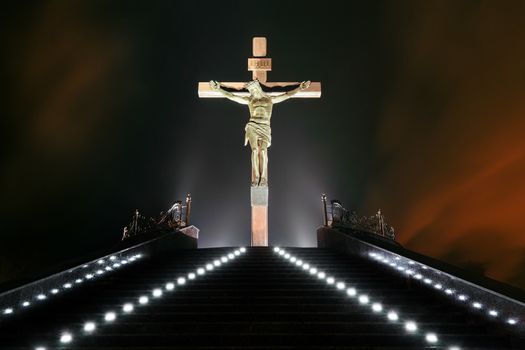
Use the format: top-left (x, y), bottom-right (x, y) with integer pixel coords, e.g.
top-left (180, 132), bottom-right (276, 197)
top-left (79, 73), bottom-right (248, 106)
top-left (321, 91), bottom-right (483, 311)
top-left (250, 186), bottom-right (268, 246)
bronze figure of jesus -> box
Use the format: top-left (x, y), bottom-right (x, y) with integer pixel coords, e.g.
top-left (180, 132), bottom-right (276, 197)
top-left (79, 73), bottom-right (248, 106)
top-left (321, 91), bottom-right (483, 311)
top-left (210, 79), bottom-right (310, 187)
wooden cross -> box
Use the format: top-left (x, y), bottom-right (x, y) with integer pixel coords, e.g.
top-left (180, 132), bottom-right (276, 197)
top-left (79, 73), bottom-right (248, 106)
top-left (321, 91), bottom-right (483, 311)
top-left (197, 37), bottom-right (321, 246)
top-left (197, 37), bottom-right (322, 98)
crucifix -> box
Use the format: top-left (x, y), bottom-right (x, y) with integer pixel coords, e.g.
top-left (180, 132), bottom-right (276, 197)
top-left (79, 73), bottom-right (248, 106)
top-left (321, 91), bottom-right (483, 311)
top-left (198, 37), bottom-right (321, 246)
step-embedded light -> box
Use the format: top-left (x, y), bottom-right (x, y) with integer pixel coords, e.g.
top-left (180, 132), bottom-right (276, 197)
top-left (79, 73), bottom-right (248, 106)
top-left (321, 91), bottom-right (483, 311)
top-left (104, 312), bottom-right (116, 322)
top-left (123, 303), bottom-right (134, 313)
top-left (83, 322), bottom-right (96, 332)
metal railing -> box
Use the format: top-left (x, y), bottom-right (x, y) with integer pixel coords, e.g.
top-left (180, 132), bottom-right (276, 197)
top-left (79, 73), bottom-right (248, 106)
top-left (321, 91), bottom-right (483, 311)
top-left (122, 194), bottom-right (192, 241)
top-left (321, 194), bottom-right (395, 240)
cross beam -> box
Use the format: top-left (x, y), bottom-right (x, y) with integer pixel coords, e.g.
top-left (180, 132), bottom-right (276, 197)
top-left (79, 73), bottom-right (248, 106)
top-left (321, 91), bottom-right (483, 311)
top-left (197, 37), bottom-right (321, 98)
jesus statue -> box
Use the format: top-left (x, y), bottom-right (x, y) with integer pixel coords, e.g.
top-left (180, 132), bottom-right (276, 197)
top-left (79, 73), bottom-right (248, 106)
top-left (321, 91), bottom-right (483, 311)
top-left (210, 79), bottom-right (311, 187)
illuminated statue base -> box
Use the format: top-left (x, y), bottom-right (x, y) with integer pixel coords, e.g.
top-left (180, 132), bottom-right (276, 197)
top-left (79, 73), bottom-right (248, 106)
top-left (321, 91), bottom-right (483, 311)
top-left (250, 186), bottom-right (268, 246)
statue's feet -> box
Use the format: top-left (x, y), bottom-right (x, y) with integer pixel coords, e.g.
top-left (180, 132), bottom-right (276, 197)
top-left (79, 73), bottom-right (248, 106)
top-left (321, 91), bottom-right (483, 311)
top-left (251, 177), bottom-right (260, 187)
top-left (259, 178), bottom-right (268, 186)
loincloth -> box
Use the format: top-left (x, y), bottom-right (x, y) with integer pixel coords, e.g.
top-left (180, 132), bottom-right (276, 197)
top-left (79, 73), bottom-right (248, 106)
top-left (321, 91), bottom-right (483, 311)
top-left (244, 121), bottom-right (271, 147)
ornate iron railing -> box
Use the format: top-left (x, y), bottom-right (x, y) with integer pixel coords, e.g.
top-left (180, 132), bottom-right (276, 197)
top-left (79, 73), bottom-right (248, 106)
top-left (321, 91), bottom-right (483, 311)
top-left (321, 194), bottom-right (395, 240)
top-left (122, 194), bottom-right (192, 240)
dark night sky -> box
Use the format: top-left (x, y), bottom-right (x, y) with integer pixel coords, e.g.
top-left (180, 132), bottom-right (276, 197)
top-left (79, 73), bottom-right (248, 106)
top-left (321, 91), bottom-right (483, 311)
top-left (2, 1), bottom-right (525, 290)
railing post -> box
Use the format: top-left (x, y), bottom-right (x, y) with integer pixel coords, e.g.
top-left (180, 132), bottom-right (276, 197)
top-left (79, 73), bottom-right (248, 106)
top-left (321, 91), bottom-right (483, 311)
top-left (185, 193), bottom-right (192, 226)
top-left (321, 193), bottom-right (328, 226)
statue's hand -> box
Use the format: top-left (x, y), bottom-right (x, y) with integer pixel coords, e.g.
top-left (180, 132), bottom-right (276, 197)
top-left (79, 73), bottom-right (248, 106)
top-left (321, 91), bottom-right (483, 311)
top-left (300, 80), bottom-right (311, 90)
top-left (210, 80), bottom-right (221, 90)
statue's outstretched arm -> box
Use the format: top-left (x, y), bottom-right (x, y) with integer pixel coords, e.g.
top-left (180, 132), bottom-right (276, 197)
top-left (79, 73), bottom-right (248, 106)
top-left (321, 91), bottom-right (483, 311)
top-left (272, 80), bottom-right (311, 104)
top-left (209, 80), bottom-right (249, 105)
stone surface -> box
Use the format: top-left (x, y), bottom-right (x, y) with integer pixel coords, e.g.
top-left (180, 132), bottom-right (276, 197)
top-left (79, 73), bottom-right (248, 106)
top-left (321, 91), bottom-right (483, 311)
top-left (251, 186), bottom-right (269, 206)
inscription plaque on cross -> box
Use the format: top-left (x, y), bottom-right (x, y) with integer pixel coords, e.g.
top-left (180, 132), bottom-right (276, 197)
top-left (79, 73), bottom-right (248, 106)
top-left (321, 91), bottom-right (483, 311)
top-left (198, 37), bottom-right (321, 246)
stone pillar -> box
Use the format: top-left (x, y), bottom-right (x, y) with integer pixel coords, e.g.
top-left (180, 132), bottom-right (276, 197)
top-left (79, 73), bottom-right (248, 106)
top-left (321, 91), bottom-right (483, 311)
top-left (251, 186), bottom-right (268, 246)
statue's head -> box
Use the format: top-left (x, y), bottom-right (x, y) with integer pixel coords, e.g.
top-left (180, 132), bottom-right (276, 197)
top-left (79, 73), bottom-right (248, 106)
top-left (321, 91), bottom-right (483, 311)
top-left (245, 79), bottom-right (265, 95)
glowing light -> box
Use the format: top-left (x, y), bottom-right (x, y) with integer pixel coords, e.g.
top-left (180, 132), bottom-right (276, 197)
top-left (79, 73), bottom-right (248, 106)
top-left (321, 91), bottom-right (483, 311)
top-left (206, 263), bottom-right (214, 271)
top-left (35, 347), bottom-right (46, 350)
top-left (105, 266), bottom-right (112, 271)
top-left (104, 312), bottom-right (116, 322)
top-left (228, 253), bottom-right (234, 259)
top-left (51, 289), bottom-right (59, 294)
top-left (188, 273), bottom-right (196, 280)
top-left (295, 260), bottom-right (303, 266)
top-left (60, 332), bottom-right (73, 343)
top-left (139, 296), bottom-right (149, 305)
top-left (372, 303), bottom-right (382, 312)
top-left (274, 247), bottom-right (280, 252)
top-left (37, 294), bottom-right (46, 300)
top-left (22, 301), bottom-right (31, 307)
top-left (445, 289), bottom-right (454, 295)
top-left (358, 295), bottom-right (369, 304)
top-left (213, 260), bottom-right (221, 267)
top-left (508, 318), bottom-right (518, 325)
top-left (309, 267), bottom-right (317, 275)
top-left (458, 295), bottom-right (467, 301)
top-left (83, 322), bottom-right (96, 332)
top-left (152, 289), bottom-right (163, 298)
top-left (234, 250), bottom-right (240, 256)
top-left (405, 321), bottom-right (417, 332)
top-left (75, 279), bottom-right (83, 284)
top-left (336, 282), bottom-right (345, 290)
top-left (414, 274), bottom-right (422, 280)
top-left (96, 270), bottom-right (104, 275)
top-left (64, 283), bottom-right (72, 289)
top-left (166, 282), bottom-right (175, 291)
top-left (86, 274), bottom-right (94, 279)
top-left (434, 284), bottom-right (442, 290)
top-left (317, 271), bottom-right (326, 279)
top-left (302, 263), bottom-right (310, 270)
top-left (177, 277), bottom-right (186, 285)
top-left (472, 302), bottom-right (482, 309)
top-left (425, 333), bottom-right (438, 343)
top-left (346, 288), bottom-right (357, 297)
top-left (221, 257), bottom-right (228, 263)
top-left (279, 250), bottom-right (285, 256)
top-left (290, 257), bottom-right (297, 263)
top-left (423, 278), bottom-right (432, 284)
top-left (123, 303), bottom-right (134, 313)
top-left (109, 256), bottom-right (116, 260)
top-left (240, 247), bottom-right (246, 253)
top-left (387, 311), bottom-right (399, 321)
top-left (3, 308), bottom-right (13, 314)
top-left (97, 260), bottom-right (104, 265)
top-left (284, 253), bottom-right (290, 259)
top-left (449, 347), bottom-right (461, 350)
top-left (489, 310), bottom-right (498, 317)
top-left (326, 277), bottom-right (335, 284)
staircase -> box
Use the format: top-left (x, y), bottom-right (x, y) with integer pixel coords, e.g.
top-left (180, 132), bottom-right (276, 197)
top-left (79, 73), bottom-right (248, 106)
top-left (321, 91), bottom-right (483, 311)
top-left (0, 247), bottom-right (523, 349)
